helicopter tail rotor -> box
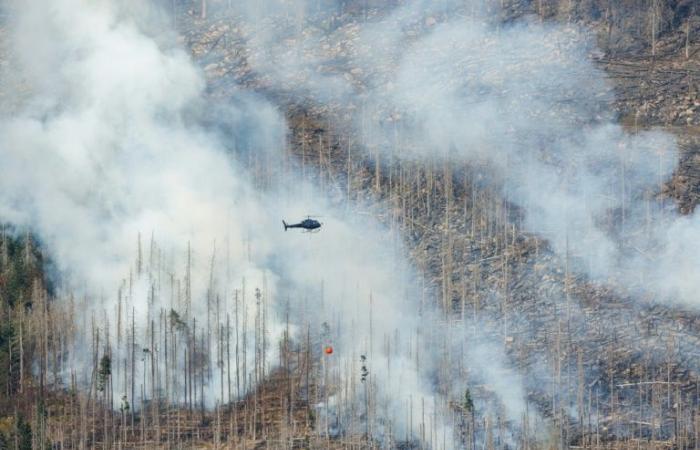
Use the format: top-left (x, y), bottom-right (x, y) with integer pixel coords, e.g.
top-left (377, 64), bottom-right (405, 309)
top-left (282, 220), bottom-right (288, 231)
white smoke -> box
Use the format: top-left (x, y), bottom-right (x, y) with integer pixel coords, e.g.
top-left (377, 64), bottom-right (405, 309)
top-left (194, 0), bottom-right (697, 443)
top-left (226, 0), bottom-right (690, 305)
top-left (0, 0), bottom-right (483, 447)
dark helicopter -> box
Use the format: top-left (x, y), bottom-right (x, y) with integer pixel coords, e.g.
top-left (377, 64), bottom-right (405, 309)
top-left (283, 216), bottom-right (322, 232)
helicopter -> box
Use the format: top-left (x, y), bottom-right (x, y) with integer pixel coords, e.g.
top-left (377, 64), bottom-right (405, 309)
top-left (282, 216), bottom-right (322, 232)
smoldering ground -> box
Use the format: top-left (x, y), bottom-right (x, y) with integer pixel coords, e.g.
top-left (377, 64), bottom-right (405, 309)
top-left (4, 0), bottom-right (694, 446)
top-left (0, 0), bottom-right (537, 447)
top-left (219, 0), bottom-right (692, 307)
top-left (188, 0), bottom-right (700, 443)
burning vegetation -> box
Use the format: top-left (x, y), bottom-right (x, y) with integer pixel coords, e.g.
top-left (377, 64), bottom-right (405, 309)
top-left (0, 0), bottom-right (699, 449)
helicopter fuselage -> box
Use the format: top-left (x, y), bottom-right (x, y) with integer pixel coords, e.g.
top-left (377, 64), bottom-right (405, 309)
top-left (283, 218), bottom-right (321, 232)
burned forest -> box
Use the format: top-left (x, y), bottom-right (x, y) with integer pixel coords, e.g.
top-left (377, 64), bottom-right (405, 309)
top-left (0, 0), bottom-right (700, 449)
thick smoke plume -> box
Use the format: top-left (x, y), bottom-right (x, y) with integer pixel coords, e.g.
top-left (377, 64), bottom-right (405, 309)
top-left (6, 0), bottom-right (693, 447)
top-left (0, 0), bottom-right (529, 447)
top-left (229, 0), bottom-right (690, 305)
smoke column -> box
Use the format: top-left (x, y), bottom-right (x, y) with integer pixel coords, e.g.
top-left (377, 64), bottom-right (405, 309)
top-left (223, 0), bottom-right (693, 307)
top-left (0, 0), bottom-right (538, 447)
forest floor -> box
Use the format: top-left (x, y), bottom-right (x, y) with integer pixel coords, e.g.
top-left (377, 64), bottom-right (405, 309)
top-left (182, 3), bottom-right (700, 447)
top-left (1, 2), bottom-right (700, 448)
